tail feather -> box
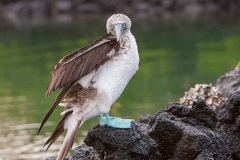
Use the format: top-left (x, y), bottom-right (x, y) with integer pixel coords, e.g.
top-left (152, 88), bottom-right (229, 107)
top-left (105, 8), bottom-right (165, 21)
top-left (57, 118), bottom-right (81, 160)
top-left (44, 110), bottom-right (73, 150)
top-left (44, 109), bottom-right (82, 160)
top-left (46, 128), bottom-right (64, 151)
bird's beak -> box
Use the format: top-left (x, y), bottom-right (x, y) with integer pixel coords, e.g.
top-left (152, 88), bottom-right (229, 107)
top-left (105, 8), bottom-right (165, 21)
top-left (114, 23), bottom-right (123, 42)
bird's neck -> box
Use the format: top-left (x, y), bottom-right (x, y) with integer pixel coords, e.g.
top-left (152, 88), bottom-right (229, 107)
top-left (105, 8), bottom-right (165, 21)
top-left (118, 32), bottom-right (137, 52)
top-left (119, 31), bottom-right (132, 42)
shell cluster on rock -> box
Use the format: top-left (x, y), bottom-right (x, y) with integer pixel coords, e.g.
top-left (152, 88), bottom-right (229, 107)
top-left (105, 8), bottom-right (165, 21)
top-left (179, 84), bottom-right (225, 110)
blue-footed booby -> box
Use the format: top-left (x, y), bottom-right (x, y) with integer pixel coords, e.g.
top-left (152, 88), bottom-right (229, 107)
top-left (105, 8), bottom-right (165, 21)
top-left (38, 14), bottom-right (139, 160)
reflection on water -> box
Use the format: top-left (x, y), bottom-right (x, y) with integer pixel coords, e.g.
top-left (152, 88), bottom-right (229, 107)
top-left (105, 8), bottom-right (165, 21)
top-left (0, 16), bottom-right (240, 159)
top-left (0, 120), bottom-right (59, 159)
top-left (0, 96), bottom-right (62, 159)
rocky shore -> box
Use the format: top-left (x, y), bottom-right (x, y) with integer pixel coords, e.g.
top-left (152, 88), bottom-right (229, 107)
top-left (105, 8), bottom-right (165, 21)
top-left (47, 63), bottom-right (240, 160)
top-left (1, 0), bottom-right (240, 20)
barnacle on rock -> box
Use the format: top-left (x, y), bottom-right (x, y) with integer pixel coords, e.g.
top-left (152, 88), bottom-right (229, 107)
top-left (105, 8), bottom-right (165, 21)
top-left (179, 84), bottom-right (225, 110)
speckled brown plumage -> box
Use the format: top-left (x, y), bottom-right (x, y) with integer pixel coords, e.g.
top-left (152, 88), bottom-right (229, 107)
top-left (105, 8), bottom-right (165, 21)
top-left (64, 83), bottom-right (97, 106)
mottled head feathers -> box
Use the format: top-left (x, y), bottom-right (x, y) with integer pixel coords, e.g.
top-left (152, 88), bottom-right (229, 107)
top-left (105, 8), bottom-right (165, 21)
top-left (106, 14), bottom-right (131, 34)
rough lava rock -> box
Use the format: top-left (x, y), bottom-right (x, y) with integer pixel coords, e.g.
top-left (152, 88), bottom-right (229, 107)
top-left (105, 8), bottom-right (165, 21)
top-left (138, 114), bottom-right (151, 124)
top-left (77, 101), bottom-right (231, 160)
top-left (148, 101), bottom-right (231, 160)
top-left (70, 143), bottom-right (100, 160)
top-left (48, 100), bottom-right (234, 160)
top-left (216, 63), bottom-right (240, 97)
top-left (218, 92), bottom-right (240, 160)
top-left (46, 143), bottom-right (99, 160)
top-left (216, 63), bottom-right (240, 160)
top-left (84, 122), bottom-right (160, 160)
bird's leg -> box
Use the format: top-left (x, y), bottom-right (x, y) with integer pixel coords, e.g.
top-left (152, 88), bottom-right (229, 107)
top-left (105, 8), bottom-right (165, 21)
top-left (104, 113), bottom-right (111, 125)
top-left (99, 113), bottom-right (107, 126)
top-left (99, 113), bottom-right (113, 126)
top-left (99, 113), bottom-right (133, 128)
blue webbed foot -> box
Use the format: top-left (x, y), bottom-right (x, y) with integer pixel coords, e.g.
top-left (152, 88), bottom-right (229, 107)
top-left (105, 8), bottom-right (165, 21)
top-left (99, 113), bottom-right (133, 129)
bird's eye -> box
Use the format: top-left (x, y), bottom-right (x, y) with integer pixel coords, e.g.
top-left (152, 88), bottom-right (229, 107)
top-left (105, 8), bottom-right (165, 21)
top-left (112, 25), bottom-right (115, 30)
top-left (122, 23), bottom-right (126, 28)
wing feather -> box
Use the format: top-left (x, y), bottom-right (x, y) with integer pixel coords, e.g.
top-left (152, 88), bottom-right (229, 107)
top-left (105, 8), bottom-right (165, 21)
top-left (46, 33), bottom-right (118, 96)
top-left (39, 33), bottom-right (119, 134)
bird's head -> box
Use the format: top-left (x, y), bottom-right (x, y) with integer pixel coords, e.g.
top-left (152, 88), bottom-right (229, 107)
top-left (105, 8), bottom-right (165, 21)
top-left (106, 14), bottom-right (131, 42)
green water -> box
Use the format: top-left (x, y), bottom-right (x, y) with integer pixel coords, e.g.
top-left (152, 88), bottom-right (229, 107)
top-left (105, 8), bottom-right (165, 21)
top-left (0, 16), bottom-right (239, 159)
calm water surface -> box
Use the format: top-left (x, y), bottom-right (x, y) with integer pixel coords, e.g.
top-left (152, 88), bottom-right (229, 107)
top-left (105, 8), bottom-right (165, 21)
top-left (0, 15), bottom-right (239, 159)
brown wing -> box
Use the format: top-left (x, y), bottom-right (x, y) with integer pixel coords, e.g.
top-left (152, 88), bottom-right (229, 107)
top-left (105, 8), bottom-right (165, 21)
top-left (38, 33), bottom-right (119, 134)
top-left (46, 33), bottom-right (118, 96)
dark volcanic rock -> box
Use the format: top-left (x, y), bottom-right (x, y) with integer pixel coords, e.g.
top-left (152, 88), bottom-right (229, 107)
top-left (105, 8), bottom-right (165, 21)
top-left (148, 101), bottom-right (231, 160)
top-left (138, 114), bottom-right (151, 124)
top-left (80, 101), bottom-right (232, 160)
top-left (46, 143), bottom-right (99, 160)
top-left (70, 143), bottom-right (100, 160)
top-left (216, 64), bottom-right (240, 97)
top-left (84, 122), bottom-right (160, 160)
top-left (218, 92), bottom-right (240, 160)
top-left (216, 62), bottom-right (240, 159)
